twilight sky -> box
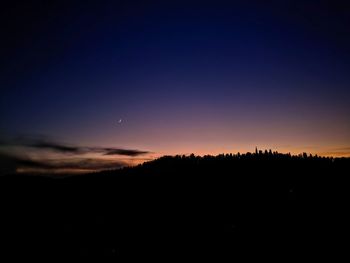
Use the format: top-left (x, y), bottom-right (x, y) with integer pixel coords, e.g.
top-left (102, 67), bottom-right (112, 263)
top-left (1, 1), bottom-right (350, 172)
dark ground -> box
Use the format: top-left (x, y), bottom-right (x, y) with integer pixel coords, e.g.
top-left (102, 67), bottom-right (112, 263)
top-left (0, 152), bottom-right (349, 261)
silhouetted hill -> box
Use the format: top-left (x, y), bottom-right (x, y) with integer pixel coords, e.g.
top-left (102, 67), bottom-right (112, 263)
top-left (0, 152), bottom-right (349, 261)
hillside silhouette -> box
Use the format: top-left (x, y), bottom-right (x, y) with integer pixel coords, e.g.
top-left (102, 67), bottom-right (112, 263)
top-left (0, 150), bottom-right (349, 261)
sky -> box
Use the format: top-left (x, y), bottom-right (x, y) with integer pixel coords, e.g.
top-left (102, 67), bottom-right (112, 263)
top-left (1, 0), bottom-right (350, 173)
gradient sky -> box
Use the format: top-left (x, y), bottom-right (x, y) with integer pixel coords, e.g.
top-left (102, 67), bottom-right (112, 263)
top-left (1, 0), bottom-right (350, 172)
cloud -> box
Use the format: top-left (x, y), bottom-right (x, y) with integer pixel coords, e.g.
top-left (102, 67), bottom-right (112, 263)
top-left (50, 158), bottom-right (127, 170)
top-left (26, 140), bottom-right (82, 153)
top-left (0, 153), bottom-right (22, 174)
top-left (0, 136), bottom-right (150, 157)
top-left (0, 152), bottom-right (128, 175)
top-left (0, 135), bottom-right (153, 174)
top-left (103, 149), bottom-right (150, 156)
top-left (0, 153), bottom-right (52, 175)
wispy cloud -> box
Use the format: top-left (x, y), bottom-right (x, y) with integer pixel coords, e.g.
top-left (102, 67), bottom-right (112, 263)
top-left (0, 136), bottom-right (150, 157)
top-left (103, 148), bottom-right (150, 156)
top-left (0, 135), bottom-right (153, 174)
top-left (23, 140), bottom-right (82, 153)
top-left (0, 152), bottom-right (128, 175)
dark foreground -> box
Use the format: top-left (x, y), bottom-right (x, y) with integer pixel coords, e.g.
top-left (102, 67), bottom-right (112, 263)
top-left (1, 153), bottom-right (349, 261)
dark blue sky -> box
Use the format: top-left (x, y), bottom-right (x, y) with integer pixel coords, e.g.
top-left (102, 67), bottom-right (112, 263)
top-left (1, 0), bottom-right (350, 168)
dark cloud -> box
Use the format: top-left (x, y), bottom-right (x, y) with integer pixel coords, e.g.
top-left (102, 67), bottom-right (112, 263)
top-left (0, 152), bottom-right (127, 175)
top-left (0, 135), bottom-right (152, 174)
top-left (0, 153), bottom-right (22, 174)
top-left (103, 149), bottom-right (150, 156)
top-left (0, 136), bottom-right (150, 157)
top-left (0, 153), bottom-right (53, 175)
top-left (28, 140), bottom-right (82, 153)
top-left (48, 158), bottom-right (127, 170)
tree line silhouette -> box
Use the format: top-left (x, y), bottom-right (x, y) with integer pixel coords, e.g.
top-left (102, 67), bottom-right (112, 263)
top-left (0, 150), bottom-right (349, 261)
